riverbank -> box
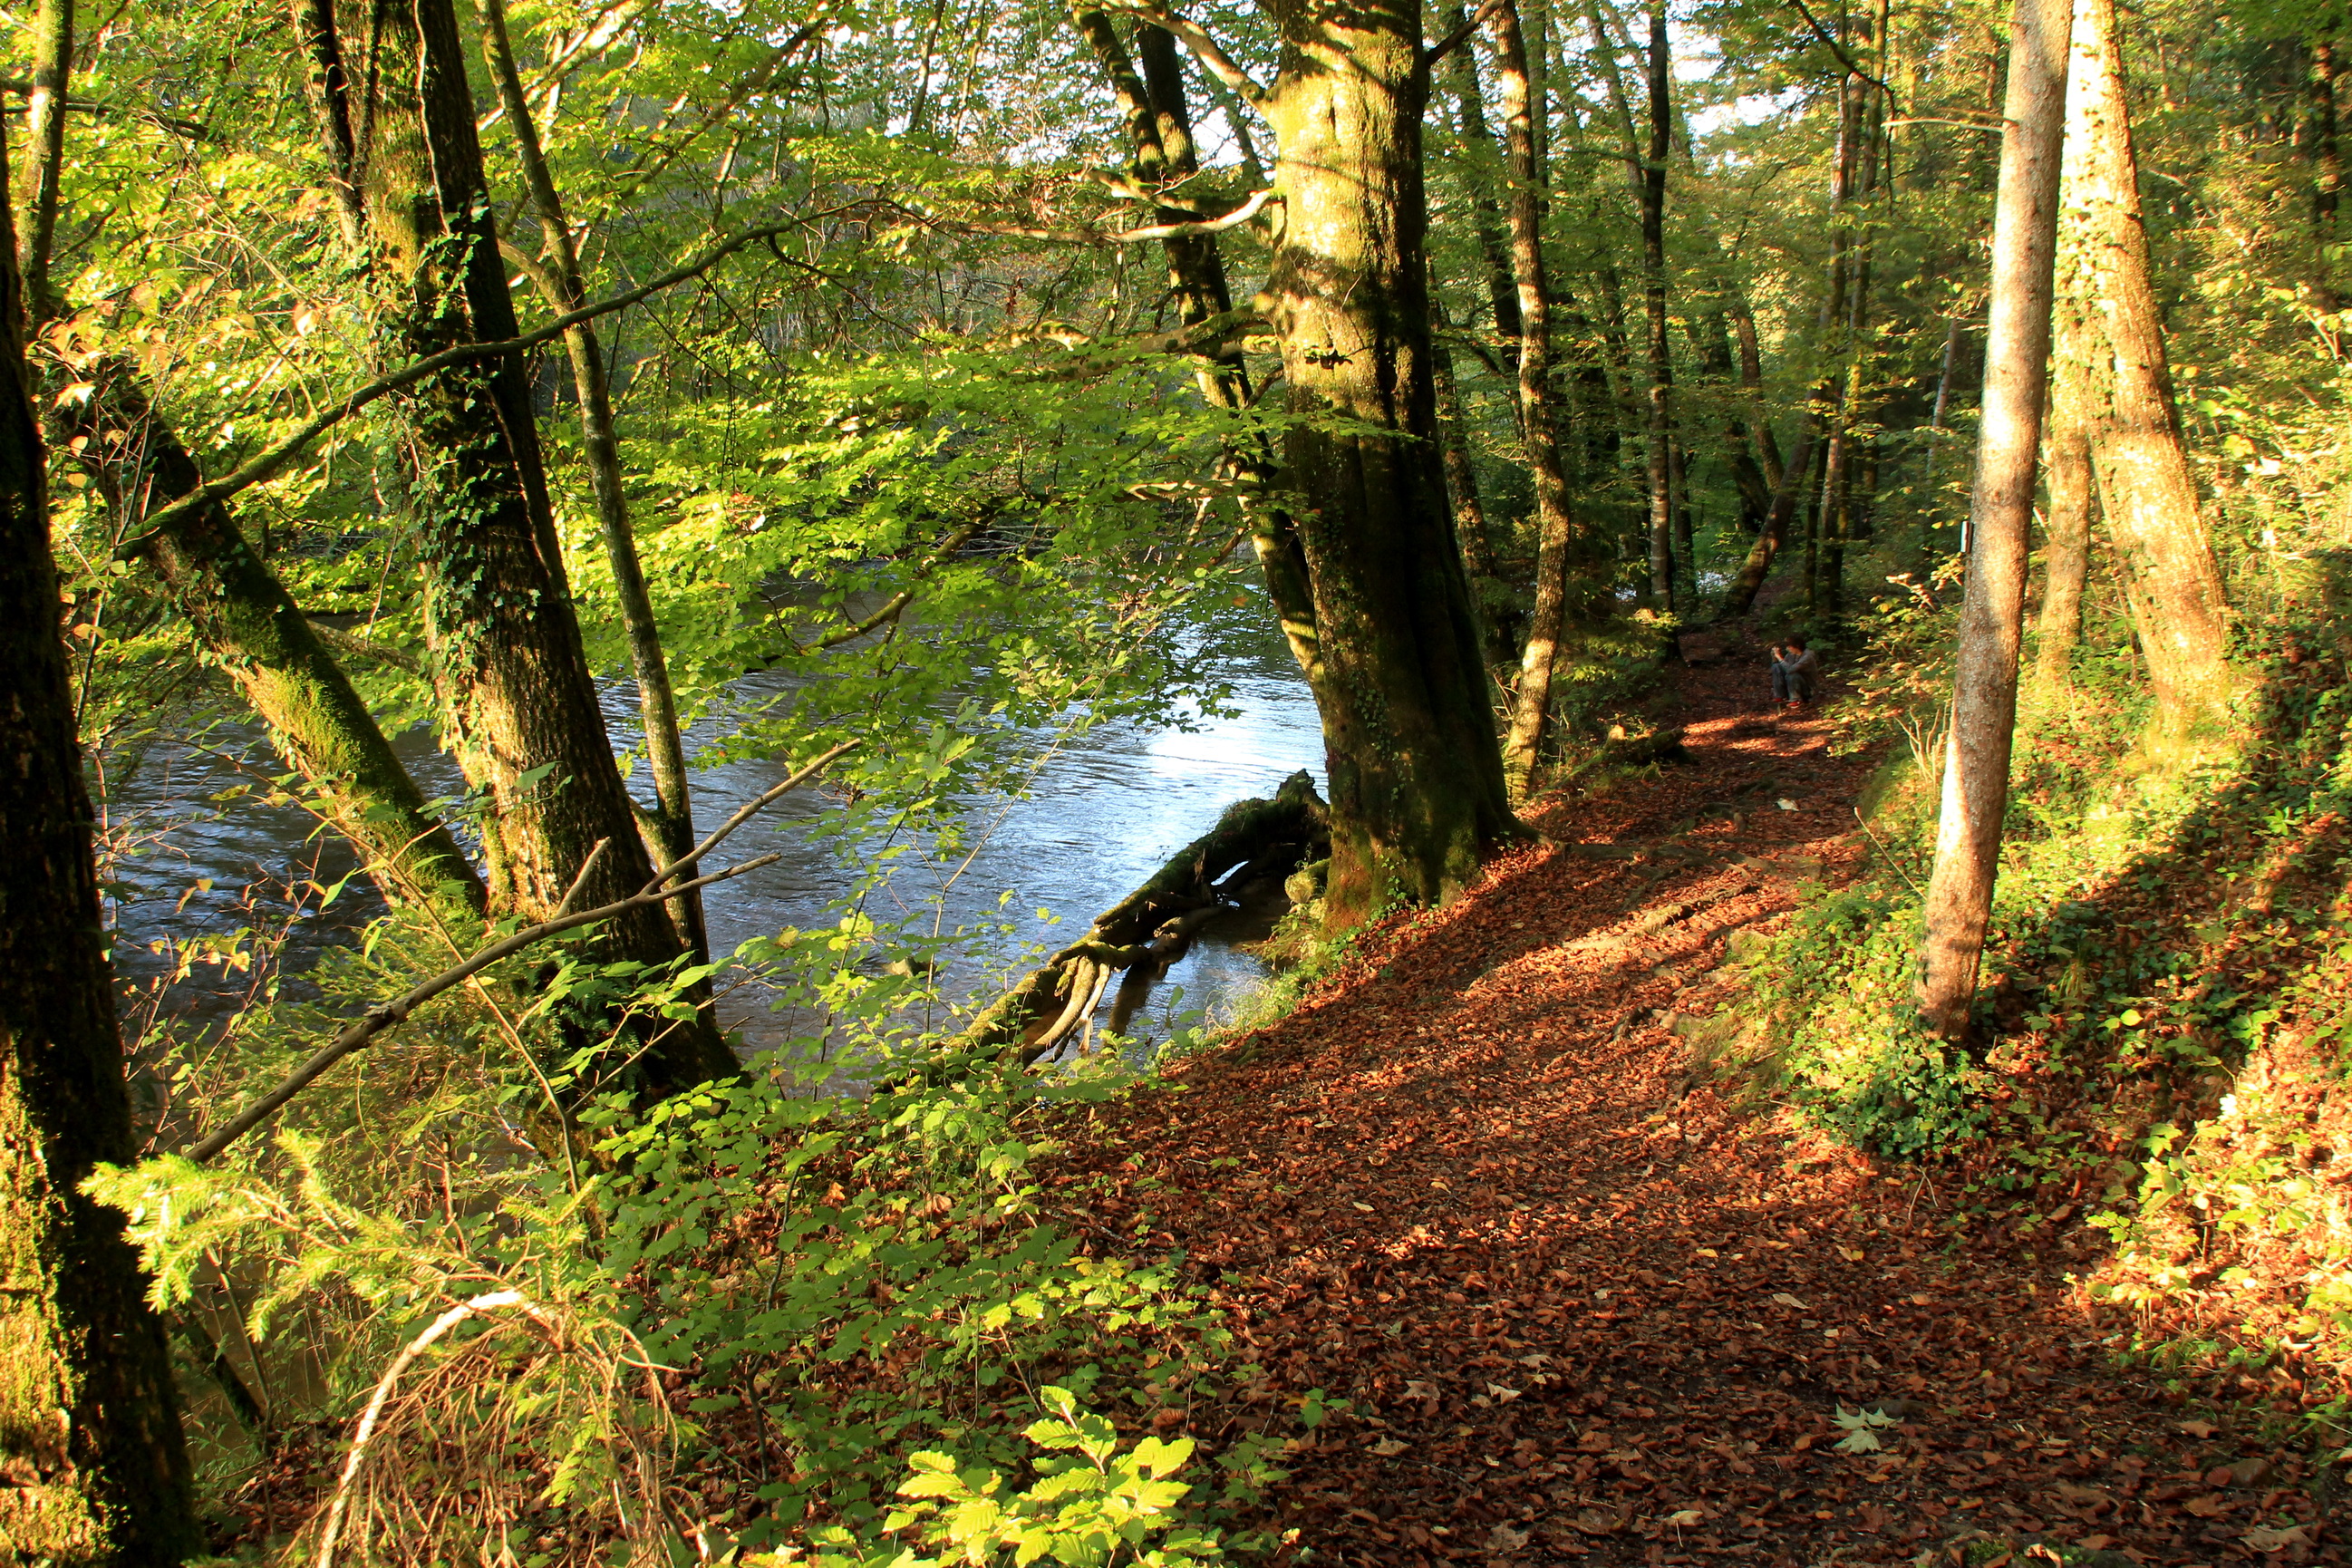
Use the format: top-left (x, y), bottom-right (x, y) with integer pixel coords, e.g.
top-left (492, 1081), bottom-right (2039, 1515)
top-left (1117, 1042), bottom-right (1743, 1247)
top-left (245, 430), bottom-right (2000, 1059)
top-left (1038, 642), bottom-right (2341, 1566)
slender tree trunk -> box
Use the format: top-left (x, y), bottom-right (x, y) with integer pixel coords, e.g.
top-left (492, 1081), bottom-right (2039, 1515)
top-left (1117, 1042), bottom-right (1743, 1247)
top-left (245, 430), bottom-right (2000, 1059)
top-left (479, 0), bottom-right (709, 974)
top-left (1071, 6), bottom-right (1322, 679)
top-left (348, 0), bottom-right (732, 1091)
top-left (1432, 313), bottom-right (1519, 662)
top-left (1641, 1), bottom-right (1678, 610)
top-left (1260, 0), bottom-right (1522, 917)
top-left (1728, 295), bottom-right (1786, 489)
top-left (1917, 0), bottom-right (2071, 1040)
top-left (2060, 0), bottom-right (2233, 742)
top-left (0, 136), bottom-right (198, 1563)
top-left (291, 0), bottom-right (369, 254)
top-left (1489, 0), bottom-right (1585, 799)
top-left (15, 0), bottom-right (69, 308)
top-left (1439, 1), bottom-right (1524, 350)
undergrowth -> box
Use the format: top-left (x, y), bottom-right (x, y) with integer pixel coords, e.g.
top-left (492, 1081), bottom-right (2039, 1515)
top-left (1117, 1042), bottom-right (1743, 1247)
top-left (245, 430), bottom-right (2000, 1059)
top-left (92, 918), bottom-right (1289, 1566)
top-left (1720, 553), bottom-right (2352, 1449)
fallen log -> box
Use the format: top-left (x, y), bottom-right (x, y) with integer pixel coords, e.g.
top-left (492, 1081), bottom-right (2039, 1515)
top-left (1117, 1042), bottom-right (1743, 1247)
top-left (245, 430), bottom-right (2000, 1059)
top-left (953, 769), bottom-right (1329, 1062)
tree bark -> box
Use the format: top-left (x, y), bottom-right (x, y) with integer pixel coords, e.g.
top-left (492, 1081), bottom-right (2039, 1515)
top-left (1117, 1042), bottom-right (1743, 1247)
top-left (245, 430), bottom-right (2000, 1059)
top-left (479, 0), bottom-right (710, 975)
top-left (2035, 284), bottom-right (2099, 692)
top-left (92, 377), bottom-right (488, 919)
top-left (1640, 1), bottom-right (1678, 611)
top-left (2058, 0), bottom-right (2233, 743)
top-left (1916, 0), bottom-right (2071, 1040)
top-left (1489, 0), bottom-right (1585, 800)
top-left (22, 0), bottom-right (479, 924)
top-left (346, 0), bottom-right (732, 1091)
top-left (1438, 1), bottom-right (1524, 350)
top-left (1258, 0), bottom-right (1522, 917)
top-left (15, 0), bottom-right (69, 309)
top-left (0, 138), bottom-right (198, 1563)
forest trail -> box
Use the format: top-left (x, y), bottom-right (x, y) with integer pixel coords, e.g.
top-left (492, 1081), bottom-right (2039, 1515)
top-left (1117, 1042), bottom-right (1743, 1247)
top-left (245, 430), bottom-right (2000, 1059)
top-left (1043, 634), bottom-right (2342, 1568)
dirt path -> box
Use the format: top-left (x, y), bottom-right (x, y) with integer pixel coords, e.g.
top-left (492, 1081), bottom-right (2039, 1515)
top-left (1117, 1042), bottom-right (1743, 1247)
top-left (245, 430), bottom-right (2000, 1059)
top-left (1044, 644), bottom-right (2340, 1567)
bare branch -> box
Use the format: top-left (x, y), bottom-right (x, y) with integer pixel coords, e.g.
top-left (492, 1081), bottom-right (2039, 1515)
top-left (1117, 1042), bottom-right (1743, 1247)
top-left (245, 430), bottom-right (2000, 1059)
top-left (181, 740), bottom-right (861, 1164)
top-left (1785, 0), bottom-right (1896, 102)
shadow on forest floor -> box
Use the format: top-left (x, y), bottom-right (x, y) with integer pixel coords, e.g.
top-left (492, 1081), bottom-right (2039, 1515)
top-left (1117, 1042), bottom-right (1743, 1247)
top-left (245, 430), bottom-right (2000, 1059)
top-left (1037, 631), bottom-right (2347, 1568)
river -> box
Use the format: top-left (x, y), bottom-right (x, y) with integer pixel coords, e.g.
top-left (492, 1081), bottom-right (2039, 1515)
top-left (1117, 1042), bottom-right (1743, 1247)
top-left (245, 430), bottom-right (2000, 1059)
top-left (102, 608), bottom-right (1326, 1057)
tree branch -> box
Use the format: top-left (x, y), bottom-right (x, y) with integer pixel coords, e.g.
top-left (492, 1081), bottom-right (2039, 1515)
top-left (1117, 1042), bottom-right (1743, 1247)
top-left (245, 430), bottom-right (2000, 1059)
top-left (1785, 0), bottom-right (1896, 102)
top-left (182, 740), bottom-right (860, 1163)
top-left (117, 216), bottom-right (816, 557)
top-left (1425, 0), bottom-right (1507, 69)
top-left (1095, 2), bottom-right (1270, 109)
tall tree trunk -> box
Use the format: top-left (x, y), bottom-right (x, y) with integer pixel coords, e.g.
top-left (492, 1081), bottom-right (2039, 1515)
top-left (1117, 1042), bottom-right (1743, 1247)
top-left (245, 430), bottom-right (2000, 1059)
top-left (1071, 7), bottom-right (1323, 680)
top-left (1916, 0), bottom-right (2071, 1040)
top-left (1640, 1), bottom-right (1678, 611)
top-left (25, 0), bottom-right (479, 923)
top-left (2035, 269), bottom-right (2100, 692)
top-left (1728, 295), bottom-right (1786, 489)
top-left (1259, 0), bottom-right (1522, 917)
top-left (347, 0), bottom-right (732, 1091)
top-left (1432, 311), bottom-right (1520, 662)
top-left (1490, 0), bottom-right (1584, 799)
top-left (1439, 1), bottom-right (1524, 349)
top-left (0, 134), bottom-right (198, 1563)
top-left (479, 0), bottom-right (710, 976)
top-left (2060, 0), bottom-right (2233, 742)
top-left (15, 0), bottom-right (69, 308)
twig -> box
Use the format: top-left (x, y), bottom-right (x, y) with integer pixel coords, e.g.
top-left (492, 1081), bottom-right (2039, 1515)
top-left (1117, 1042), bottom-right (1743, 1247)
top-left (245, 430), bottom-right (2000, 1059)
top-left (1854, 807), bottom-right (1925, 899)
top-left (315, 1291), bottom-right (547, 1568)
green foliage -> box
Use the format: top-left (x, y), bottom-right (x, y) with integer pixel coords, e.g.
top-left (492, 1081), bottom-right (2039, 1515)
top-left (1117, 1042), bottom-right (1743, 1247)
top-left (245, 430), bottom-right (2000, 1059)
top-left (789, 1387), bottom-right (1226, 1567)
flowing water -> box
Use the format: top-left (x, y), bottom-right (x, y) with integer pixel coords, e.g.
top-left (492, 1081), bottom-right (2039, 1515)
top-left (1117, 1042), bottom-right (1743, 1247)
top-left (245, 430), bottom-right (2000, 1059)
top-left (104, 611), bottom-right (1325, 1054)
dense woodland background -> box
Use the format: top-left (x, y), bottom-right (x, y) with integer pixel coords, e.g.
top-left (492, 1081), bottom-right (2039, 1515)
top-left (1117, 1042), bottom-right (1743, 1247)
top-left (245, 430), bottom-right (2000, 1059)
top-left (6, 0), bottom-right (2352, 1561)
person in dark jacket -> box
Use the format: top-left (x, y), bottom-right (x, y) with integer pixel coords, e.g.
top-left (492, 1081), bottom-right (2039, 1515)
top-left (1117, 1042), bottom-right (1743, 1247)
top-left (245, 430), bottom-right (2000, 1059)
top-left (1775, 637), bottom-right (1821, 708)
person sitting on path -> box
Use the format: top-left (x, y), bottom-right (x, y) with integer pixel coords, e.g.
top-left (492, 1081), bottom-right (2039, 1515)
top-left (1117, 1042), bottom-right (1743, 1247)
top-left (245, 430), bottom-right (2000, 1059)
top-left (1768, 643), bottom-right (1792, 705)
top-left (1779, 637), bottom-right (1821, 708)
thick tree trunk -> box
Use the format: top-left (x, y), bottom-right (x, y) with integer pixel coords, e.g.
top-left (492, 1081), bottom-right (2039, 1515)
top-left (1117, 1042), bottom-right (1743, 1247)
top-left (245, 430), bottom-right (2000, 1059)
top-left (0, 150), bottom-right (198, 1563)
top-left (348, 0), bottom-right (732, 1091)
top-left (2059, 0), bottom-right (2233, 743)
top-left (1261, 0), bottom-right (1521, 917)
top-left (1916, 0), bottom-right (2071, 1040)
top-left (1489, 0), bottom-right (1585, 799)
top-left (479, 0), bottom-right (710, 976)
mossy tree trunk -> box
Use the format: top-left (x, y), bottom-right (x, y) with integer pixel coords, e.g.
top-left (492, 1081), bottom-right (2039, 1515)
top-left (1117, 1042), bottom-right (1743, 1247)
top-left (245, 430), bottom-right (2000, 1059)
top-left (1257, 0), bottom-right (1522, 918)
top-left (2058, 0), bottom-right (2233, 742)
top-left (0, 140), bottom-right (198, 1562)
top-left (344, 0), bottom-right (733, 1092)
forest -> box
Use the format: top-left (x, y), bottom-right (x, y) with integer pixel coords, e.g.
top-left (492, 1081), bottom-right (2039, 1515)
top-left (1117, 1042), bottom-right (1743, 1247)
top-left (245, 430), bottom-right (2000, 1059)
top-left (5, 0), bottom-right (2352, 1561)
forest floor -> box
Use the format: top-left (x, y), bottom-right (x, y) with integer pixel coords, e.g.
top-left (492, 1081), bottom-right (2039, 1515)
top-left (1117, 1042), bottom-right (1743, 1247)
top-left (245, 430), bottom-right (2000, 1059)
top-left (1039, 631), bottom-right (2345, 1568)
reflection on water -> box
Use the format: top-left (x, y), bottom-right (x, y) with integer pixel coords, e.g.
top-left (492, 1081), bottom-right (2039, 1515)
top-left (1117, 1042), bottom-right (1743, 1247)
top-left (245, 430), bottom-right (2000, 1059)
top-left (106, 607), bottom-right (1324, 1053)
